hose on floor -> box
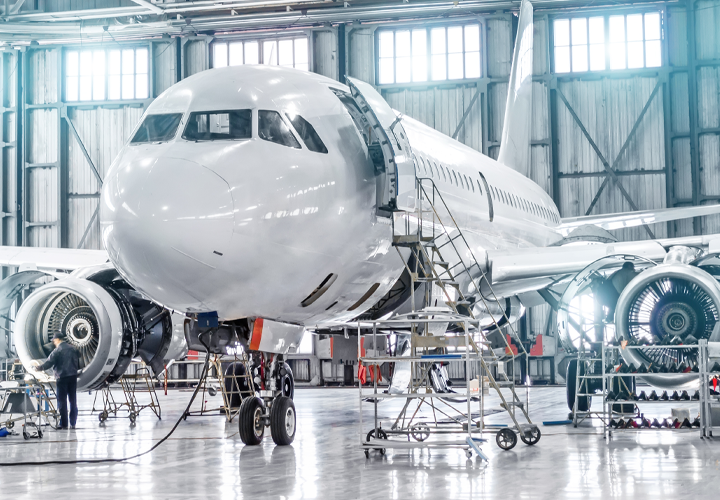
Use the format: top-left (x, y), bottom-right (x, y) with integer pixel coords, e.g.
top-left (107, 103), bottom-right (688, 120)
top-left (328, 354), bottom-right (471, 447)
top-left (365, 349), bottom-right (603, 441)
top-left (0, 349), bottom-right (212, 467)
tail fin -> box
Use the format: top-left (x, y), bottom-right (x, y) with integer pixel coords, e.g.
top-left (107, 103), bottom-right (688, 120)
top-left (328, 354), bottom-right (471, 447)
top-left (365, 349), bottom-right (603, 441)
top-left (497, 0), bottom-right (534, 176)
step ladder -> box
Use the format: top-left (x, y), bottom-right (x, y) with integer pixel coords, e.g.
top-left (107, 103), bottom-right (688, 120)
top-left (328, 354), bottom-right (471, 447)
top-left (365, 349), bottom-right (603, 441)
top-left (391, 175), bottom-right (535, 436)
top-left (572, 342), bottom-right (607, 427)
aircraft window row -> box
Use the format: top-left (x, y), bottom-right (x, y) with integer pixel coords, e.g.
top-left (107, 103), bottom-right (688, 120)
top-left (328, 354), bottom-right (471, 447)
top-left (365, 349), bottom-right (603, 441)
top-left (414, 154), bottom-right (482, 196)
top-left (487, 184), bottom-right (559, 223)
top-left (182, 110), bottom-right (252, 141)
top-left (259, 110), bottom-right (302, 149)
top-left (130, 113), bottom-right (183, 144)
top-left (286, 113), bottom-right (328, 154)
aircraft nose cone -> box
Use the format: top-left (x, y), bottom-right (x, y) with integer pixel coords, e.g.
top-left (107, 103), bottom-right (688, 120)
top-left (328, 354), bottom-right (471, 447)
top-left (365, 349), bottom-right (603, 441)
top-left (102, 157), bottom-right (234, 309)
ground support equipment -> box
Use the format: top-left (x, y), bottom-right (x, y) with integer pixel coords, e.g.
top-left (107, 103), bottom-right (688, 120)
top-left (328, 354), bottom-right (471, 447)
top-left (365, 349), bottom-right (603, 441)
top-left (93, 363), bottom-right (162, 424)
top-left (359, 314), bottom-right (540, 460)
top-left (181, 352), bottom-right (255, 422)
top-left (0, 364), bottom-right (59, 436)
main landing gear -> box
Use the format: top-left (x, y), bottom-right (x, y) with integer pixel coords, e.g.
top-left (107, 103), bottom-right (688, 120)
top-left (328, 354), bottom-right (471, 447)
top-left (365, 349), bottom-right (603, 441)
top-left (238, 355), bottom-right (297, 446)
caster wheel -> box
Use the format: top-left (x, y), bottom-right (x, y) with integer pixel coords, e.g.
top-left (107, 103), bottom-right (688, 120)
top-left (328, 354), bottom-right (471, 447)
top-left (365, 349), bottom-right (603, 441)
top-left (23, 430), bottom-right (29, 440)
top-left (238, 396), bottom-right (265, 445)
top-left (520, 427), bottom-right (541, 446)
top-left (366, 428), bottom-right (388, 454)
top-left (410, 423), bottom-right (430, 442)
top-left (496, 428), bottom-right (517, 450)
top-left (6, 421), bottom-right (14, 429)
top-left (270, 396), bottom-right (296, 446)
top-left (364, 450), bottom-right (370, 459)
top-left (129, 413), bottom-right (137, 425)
top-left (466, 449), bottom-right (473, 459)
top-left (99, 411), bottom-right (108, 423)
top-left (208, 387), bottom-right (218, 397)
top-left (38, 429), bottom-right (43, 439)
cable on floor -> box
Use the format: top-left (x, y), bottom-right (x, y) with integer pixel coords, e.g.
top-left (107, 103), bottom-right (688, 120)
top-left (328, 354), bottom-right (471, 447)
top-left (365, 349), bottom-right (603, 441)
top-left (0, 347), bottom-right (212, 467)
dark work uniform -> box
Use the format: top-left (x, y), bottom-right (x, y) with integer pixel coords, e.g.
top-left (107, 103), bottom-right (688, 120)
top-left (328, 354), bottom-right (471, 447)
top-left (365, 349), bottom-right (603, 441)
top-left (38, 342), bottom-right (81, 429)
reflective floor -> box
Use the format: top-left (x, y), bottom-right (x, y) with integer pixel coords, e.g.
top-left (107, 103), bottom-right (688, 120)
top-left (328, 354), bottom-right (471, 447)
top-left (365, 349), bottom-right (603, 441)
top-left (0, 386), bottom-right (718, 499)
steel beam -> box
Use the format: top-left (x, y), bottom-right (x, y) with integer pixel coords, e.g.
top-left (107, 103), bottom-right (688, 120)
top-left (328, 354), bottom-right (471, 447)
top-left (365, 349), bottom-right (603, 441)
top-left (452, 85), bottom-right (482, 141)
top-left (63, 112), bottom-right (103, 188)
top-left (686, 0), bottom-right (701, 235)
top-left (555, 86), bottom-right (655, 239)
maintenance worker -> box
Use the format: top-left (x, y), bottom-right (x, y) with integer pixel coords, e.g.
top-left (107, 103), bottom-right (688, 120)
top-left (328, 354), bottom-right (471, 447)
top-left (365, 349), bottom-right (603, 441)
top-left (35, 333), bottom-right (81, 430)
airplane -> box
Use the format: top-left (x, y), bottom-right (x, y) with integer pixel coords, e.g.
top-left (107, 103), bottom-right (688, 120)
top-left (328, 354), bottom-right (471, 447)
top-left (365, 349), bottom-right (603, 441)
top-left (4, 0), bottom-right (720, 445)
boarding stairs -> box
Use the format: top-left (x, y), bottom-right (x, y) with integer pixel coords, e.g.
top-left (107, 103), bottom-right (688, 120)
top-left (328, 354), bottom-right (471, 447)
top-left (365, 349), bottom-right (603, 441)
top-left (391, 176), bottom-right (534, 433)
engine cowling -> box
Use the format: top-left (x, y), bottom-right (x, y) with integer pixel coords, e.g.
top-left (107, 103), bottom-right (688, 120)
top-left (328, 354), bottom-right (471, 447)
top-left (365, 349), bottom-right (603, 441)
top-left (12, 267), bottom-right (186, 390)
top-left (473, 296), bottom-right (525, 331)
top-left (615, 263), bottom-right (720, 388)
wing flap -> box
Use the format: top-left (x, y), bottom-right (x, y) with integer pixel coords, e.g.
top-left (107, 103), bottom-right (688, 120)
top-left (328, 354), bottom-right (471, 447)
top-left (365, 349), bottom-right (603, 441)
top-left (0, 246), bottom-right (108, 271)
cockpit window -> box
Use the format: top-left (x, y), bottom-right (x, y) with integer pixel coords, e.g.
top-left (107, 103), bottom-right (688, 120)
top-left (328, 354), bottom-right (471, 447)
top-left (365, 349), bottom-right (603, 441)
top-left (182, 110), bottom-right (252, 141)
top-left (285, 113), bottom-right (328, 154)
top-left (258, 110), bottom-right (301, 149)
top-left (130, 113), bottom-right (183, 144)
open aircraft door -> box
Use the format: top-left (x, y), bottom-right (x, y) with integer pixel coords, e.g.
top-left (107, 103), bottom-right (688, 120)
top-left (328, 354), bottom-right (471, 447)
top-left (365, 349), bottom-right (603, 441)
top-left (346, 77), bottom-right (416, 214)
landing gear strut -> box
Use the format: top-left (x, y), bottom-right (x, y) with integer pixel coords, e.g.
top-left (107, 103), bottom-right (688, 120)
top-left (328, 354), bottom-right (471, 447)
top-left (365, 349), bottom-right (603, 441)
top-left (238, 355), bottom-right (297, 446)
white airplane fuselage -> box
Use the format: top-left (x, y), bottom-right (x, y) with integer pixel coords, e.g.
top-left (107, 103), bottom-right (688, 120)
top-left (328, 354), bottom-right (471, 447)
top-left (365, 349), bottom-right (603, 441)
top-left (101, 65), bottom-right (562, 325)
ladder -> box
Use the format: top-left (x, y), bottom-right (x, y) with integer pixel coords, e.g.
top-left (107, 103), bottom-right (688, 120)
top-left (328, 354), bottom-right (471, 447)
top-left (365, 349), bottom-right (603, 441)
top-left (392, 176), bottom-right (535, 436)
top-left (572, 343), bottom-right (607, 427)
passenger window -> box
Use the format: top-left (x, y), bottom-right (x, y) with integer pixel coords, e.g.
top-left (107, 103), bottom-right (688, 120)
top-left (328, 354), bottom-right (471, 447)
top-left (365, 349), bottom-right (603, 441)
top-left (452, 170), bottom-right (459, 186)
top-left (469, 176), bottom-right (474, 193)
top-left (258, 110), bottom-right (301, 149)
top-left (286, 113), bottom-right (328, 153)
top-left (131, 113), bottom-right (183, 144)
top-left (437, 162), bottom-right (446, 182)
top-left (182, 110), bottom-right (251, 141)
top-left (476, 179), bottom-right (483, 195)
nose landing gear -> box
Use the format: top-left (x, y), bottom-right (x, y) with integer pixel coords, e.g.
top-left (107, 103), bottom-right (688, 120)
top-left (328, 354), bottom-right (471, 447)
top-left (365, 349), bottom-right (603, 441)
top-left (238, 355), bottom-right (297, 446)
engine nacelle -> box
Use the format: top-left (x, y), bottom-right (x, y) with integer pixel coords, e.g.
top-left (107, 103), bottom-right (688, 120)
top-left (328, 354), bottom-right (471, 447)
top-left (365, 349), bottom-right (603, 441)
top-left (615, 263), bottom-right (720, 388)
top-left (13, 267), bottom-right (186, 390)
top-left (473, 296), bottom-right (525, 331)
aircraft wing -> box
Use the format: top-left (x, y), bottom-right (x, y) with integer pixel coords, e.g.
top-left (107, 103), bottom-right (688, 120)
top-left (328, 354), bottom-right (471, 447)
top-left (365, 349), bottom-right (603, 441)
top-left (0, 246), bottom-right (109, 271)
top-left (557, 204), bottom-right (720, 236)
top-left (488, 234), bottom-right (720, 285)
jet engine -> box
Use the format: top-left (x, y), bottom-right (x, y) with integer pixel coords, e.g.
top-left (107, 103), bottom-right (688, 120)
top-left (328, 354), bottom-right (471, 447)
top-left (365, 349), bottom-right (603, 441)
top-left (13, 266), bottom-right (186, 390)
top-left (614, 263), bottom-right (720, 388)
top-left (473, 296), bottom-right (525, 331)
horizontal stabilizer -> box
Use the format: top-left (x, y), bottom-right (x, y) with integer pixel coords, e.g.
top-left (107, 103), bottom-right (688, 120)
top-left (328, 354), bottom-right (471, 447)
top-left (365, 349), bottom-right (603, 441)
top-left (557, 204), bottom-right (720, 236)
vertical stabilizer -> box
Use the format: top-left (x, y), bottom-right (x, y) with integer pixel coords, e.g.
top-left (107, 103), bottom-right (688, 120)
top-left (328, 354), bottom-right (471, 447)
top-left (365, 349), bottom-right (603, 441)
top-left (497, 0), bottom-right (534, 176)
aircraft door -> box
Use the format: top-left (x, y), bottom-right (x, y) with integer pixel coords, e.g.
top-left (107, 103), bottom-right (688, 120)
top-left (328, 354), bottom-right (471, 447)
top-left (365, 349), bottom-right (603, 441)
top-left (478, 171), bottom-right (494, 222)
top-left (346, 77), bottom-right (415, 214)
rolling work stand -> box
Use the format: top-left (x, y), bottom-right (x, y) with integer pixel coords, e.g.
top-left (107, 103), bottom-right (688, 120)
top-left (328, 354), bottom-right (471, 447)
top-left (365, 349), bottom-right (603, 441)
top-left (0, 362), bottom-right (59, 437)
top-left (358, 313), bottom-right (540, 460)
top-left (93, 363), bottom-right (162, 424)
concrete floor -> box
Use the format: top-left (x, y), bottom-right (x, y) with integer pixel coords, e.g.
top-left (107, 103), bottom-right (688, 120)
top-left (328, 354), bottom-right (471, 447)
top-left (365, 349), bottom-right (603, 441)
top-left (0, 385), bottom-right (718, 499)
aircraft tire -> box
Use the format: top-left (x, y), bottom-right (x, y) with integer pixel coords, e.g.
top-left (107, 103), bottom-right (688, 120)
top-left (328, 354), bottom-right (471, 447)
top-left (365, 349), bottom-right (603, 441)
top-left (270, 396), bottom-right (296, 446)
top-left (239, 396), bottom-right (265, 445)
top-left (280, 362), bottom-right (294, 399)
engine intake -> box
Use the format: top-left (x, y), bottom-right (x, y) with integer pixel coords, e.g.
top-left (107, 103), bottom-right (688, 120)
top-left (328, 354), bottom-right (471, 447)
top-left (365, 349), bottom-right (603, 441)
top-left (615, 263), bottom-right (720, 387)
top-left (12, 267), bottom-right (185, 390)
